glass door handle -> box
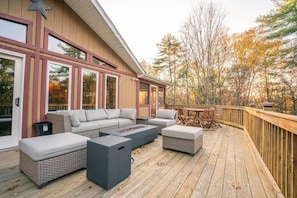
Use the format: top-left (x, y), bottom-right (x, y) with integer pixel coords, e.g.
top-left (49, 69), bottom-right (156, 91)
top-left (15, 97), bottom-right (20, 106)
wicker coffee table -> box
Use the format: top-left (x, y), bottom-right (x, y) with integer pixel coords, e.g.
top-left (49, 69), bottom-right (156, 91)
top-left (99, 124), bottom-right (158, 149)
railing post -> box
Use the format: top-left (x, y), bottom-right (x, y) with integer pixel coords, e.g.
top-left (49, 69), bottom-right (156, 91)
top-left (263, 102), bottom-right (274, 111)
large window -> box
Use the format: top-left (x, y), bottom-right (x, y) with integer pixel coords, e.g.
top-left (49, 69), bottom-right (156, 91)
top-left (48, 35), bottom-right (86, 60)
top-left (47, 62), bottom-right (71, 111)
top-left (105, 75), bottom-right (118, 109)
top-left (158, 87), bottom-right (165, 105)
top-left (139, 82), bottom-right (149, 104)
top-left (82, 70), bottom-right (98, 109)
top-left (0, 18), bottom-right (27, 43)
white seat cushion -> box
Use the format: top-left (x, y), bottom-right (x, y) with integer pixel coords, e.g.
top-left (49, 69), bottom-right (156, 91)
top-left (19, 132), bottom-right (90, 161)
top-left (162, 125), bottom-right (203, 140)
top-left (148, 118), bottom-right (176, 126)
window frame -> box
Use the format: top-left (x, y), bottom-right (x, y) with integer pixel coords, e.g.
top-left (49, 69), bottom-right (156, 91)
top-left (47, 34), bottom-right (86, 60)
top-left (158, 87), bottom-right (165, 105)
top-left (105, 74), bottom-right (118, 109)
top-left (0, 14), bottom-right (32, 45)
top-left (81, 69), bottom-right (99, 110)
top-left (92, 56), bottom-right (117, 69)
top-left (46, 61), bottom-right (72, 112)
top-left (139, 82), bottom-right (149, 105)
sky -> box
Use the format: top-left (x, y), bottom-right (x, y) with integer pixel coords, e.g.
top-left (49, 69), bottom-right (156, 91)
top-left (99, 0), bottom-right (276, 62)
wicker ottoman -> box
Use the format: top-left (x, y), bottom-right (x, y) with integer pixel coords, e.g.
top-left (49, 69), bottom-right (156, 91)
top-left (19, 132), bottom-right (90, 188)
top-left (161, 125), bottom-right (203, 155)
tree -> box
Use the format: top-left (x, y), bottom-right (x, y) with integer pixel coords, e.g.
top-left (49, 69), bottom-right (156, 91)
top-left (180, 1), bottom-right (229, 105)
top-left (228, 28), bottom-right (281, 106)
top-left (257, 0), bottom-right (297, 67)
top-left (153, 33), bottom-right (181, 104)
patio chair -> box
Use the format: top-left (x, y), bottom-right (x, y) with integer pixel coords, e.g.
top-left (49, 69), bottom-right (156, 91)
top-left (199, 109), bottom-right (215, 129)
top-left (214, 108), bottom-right (223, 127)
top-left (176, 108), bottom-right (195, 126)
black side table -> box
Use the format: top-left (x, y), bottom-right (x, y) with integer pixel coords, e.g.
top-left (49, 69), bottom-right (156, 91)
top-left (33, 121), bottom-right (52, 136)
top-left (87, 135), bottom-right (132, 190)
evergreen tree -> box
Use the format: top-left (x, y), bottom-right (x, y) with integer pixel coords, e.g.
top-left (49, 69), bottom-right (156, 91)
top-left (257, 0), bottom-right (297, 67)
top-left (153, 34), bottom-right (181, 104)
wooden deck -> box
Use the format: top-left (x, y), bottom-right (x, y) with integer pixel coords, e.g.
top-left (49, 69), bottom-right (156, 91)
top-left (0, 125), bottom-right (284, 197)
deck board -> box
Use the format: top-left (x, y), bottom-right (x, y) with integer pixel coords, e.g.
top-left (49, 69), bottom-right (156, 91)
top-left (0, 125), bottom-right (284, 197)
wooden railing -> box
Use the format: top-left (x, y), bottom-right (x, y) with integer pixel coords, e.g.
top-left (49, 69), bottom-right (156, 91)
top-left (166, 104), bottom-right (297, 198)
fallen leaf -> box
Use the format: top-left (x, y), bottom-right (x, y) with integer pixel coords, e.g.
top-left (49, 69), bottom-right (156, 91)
top-left (8, 184), bottom-right (19, 191)
top-left (232, 183), bottom-right (241, 189)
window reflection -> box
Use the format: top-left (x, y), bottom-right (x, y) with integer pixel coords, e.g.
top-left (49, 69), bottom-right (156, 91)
top-left (82, 70), bottom-right (97, 109)
top-left (139, 83), bottom-right (149, 104)
top-left (158, 87), bottom-right (165, 105)
top-left (0, 18), bottom-right (27, 43)
top-left (48, 63), bottom-right (70, 111)
top-left (106, 75), bottom-right (117, 109)
top-left (48, 35), bottom-right (86, 60)
top-left (93, 56), bottom-right (116, 69)
top-left (0, 58), bottom-right (15, 136)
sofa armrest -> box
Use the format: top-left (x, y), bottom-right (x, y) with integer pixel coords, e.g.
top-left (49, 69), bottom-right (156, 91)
top-left (47, 113), bottom-right (72, 134)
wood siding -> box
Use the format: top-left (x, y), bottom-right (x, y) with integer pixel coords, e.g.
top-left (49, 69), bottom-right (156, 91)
top-left (138, 106), bottom-right (150, 117)
top-left (0, 0), bottom-right (138, 137)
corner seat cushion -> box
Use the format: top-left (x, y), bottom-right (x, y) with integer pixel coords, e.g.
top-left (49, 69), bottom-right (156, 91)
top-left (161, 125), bottom-right (203, 140)
top-left (91, 119), bottom-right (120, 129)
top-left (113, 118), bottom-right (134, 126)
top-left (19, 132), bottom-right (90, 161)
top-left (148, 118), bottom-right (176, 126)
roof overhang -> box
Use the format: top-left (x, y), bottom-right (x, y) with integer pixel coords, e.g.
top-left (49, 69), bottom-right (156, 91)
top-left (137, 74), bottom-right (170, 86)
top-left (64, 0), bottom-right (146, 74)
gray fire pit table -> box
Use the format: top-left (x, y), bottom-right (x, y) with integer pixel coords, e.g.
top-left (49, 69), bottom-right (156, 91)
top-left (99, 124), bottom-right (158, 149)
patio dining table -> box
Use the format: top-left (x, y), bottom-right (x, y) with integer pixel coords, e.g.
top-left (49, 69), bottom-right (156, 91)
top-left (183, 108), bottom-right (206, 126)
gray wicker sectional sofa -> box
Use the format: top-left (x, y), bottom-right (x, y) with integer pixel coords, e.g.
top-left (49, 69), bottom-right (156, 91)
top-left (47, 108), bottom-right (136, 138)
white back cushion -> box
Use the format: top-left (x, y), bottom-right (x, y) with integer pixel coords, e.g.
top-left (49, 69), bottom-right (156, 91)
top-left (105, 109), bottom-right (121, 119)
top-left (86, 109), bottom-right (107, 121)
top-left (120, 108), bottom-right (136, 120)
top-left (156, 109), bottom-right (176, 119)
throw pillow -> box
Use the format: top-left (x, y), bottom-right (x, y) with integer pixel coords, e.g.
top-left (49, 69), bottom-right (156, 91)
top-left (69, 114), bottom-right (80, 127)
top-left (69, 110), bottom-right (87, 122)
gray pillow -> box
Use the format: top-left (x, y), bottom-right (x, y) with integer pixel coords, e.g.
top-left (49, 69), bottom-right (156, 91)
top-left (69, 114), bottom-right (80, 127)
top-left (120, 108), bottom-right (136, 120)
top-left (69, 110), bottom-right (87, 122)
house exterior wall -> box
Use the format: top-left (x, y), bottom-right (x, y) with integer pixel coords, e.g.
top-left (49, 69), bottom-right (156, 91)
top-left (0, 0), bottom-right (138, 138)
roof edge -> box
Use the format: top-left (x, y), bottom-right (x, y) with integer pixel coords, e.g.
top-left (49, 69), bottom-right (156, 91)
top-left (91, 0), bottom-right (146, 74)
